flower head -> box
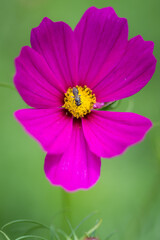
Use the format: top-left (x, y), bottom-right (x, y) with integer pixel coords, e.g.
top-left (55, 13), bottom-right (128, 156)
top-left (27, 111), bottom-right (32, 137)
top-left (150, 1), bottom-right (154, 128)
top-left (14, 7), bottom-right (156, 191)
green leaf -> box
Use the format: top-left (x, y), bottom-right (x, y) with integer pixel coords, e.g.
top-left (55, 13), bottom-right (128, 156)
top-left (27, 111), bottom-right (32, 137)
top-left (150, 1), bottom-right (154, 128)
top-left (84, 219), bottom-right (102, 238)
top-left (0, 230), bottom-right (11, 240)
top-left (73, 211), bottom-right (98, 234)
top-left (50, 225), bottom-right (60, 240)
top-left (65, 218), bottom-right (78, 240)
top-left (57, 229), bottom-right (72, 240)
top-left (23, 225), bottom-right (46, 235)
top-left (15, 235), bottom-right (48, 240)
top-left (1, 219), bottom-right (49, 231)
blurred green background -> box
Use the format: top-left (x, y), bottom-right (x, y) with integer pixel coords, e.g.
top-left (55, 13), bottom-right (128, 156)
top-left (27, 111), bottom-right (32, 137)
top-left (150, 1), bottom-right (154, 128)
top-left (0, 0), bottom-right (160, 239)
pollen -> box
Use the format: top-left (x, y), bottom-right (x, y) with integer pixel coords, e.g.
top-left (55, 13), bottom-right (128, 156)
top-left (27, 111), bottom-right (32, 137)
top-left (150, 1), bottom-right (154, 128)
top-left (63, 85), bottom-right (96, 118)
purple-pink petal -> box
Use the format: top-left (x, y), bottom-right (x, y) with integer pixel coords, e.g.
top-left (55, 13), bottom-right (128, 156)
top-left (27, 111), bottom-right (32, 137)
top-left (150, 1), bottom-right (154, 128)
top-left (44, 120), bottom-right (101, 191)
top-left (93, 36), bottom-right (156, 102)
top-left (74, 6), bottom-right (128, 87)
top-left (31, 17), bottom-right (78, 90)
top-left (82, 110), bottom-right (152, 158)
top-left (14, 46), bottom-right (64, 108)
top-left (15, 108), bottom-right (73, 154)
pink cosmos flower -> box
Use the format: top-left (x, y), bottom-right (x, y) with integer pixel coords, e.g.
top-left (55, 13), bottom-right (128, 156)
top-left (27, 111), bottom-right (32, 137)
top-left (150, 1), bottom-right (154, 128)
top-left (14, 7), bottom-right (156, 191)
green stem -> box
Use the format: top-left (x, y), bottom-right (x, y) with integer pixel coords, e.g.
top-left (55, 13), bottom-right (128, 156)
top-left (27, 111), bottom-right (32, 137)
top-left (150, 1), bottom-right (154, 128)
top-left (61, 189), bottom-right (71, 230)
top-left (0, 82), bottom-right (15, 90)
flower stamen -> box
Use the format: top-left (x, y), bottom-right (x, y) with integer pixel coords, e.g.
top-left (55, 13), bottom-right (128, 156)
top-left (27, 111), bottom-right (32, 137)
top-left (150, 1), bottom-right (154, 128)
top-left (63, 85), bottom-right (96, 118)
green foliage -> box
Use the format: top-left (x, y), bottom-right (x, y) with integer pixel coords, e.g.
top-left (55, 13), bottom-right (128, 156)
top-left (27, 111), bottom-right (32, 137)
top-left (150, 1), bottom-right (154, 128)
top-left (0, 216), bottom-right (104, 240)
top-left (0, 0), bottom-right (160, 240)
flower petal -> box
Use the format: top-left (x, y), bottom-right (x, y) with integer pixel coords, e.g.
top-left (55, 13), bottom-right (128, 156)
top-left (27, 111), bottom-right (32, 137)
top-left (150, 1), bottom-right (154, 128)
top-left (82, 110), bottom-right (152, 158)
top-left (74, 6), bottom-right (128, 87)
top-left (93, 36), bottom-right (156, 102)
top-left (14, 108), bottom-right (73, 154)
top-left (31, 17), bottom-right (78, 89)
top-left (14, 46), bottom-right (64, 108)
top-left (44, 119), bottom-right (101, 191)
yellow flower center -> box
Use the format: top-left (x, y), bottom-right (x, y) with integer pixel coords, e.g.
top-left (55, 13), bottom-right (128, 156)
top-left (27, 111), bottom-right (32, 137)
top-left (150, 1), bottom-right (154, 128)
top-left (63, 85), bottom-right (96, 118)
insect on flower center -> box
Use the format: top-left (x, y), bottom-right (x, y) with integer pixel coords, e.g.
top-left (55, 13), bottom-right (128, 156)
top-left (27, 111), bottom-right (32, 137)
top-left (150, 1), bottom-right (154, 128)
top-left (63, 85), bottom-right (96, 118)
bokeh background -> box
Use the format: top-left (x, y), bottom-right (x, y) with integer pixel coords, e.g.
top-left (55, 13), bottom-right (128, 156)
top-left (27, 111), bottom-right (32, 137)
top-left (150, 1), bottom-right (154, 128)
top-left (0, 0), bottom-right (160, 239)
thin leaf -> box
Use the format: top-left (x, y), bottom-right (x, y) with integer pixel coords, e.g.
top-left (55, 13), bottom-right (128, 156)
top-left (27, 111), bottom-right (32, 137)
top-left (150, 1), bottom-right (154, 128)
top-left (73, 211), bottom-right (98, 234)
top-left (0, 230), bottom-right (11, 240)
top-left (57, 229), bottom-right (71, 240)
top-left (50, 225), bottom-right (60, 240)
top-left (15, 235), bottom-right (48, 240)
top-left (23, 225), bottom-right (45, 235)
top-left (85, 219), bottom-right (102, 237)
top-left (1, 219), bottom-right (49, 231)
top-left (65, 218), bottom-right (78, 240)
